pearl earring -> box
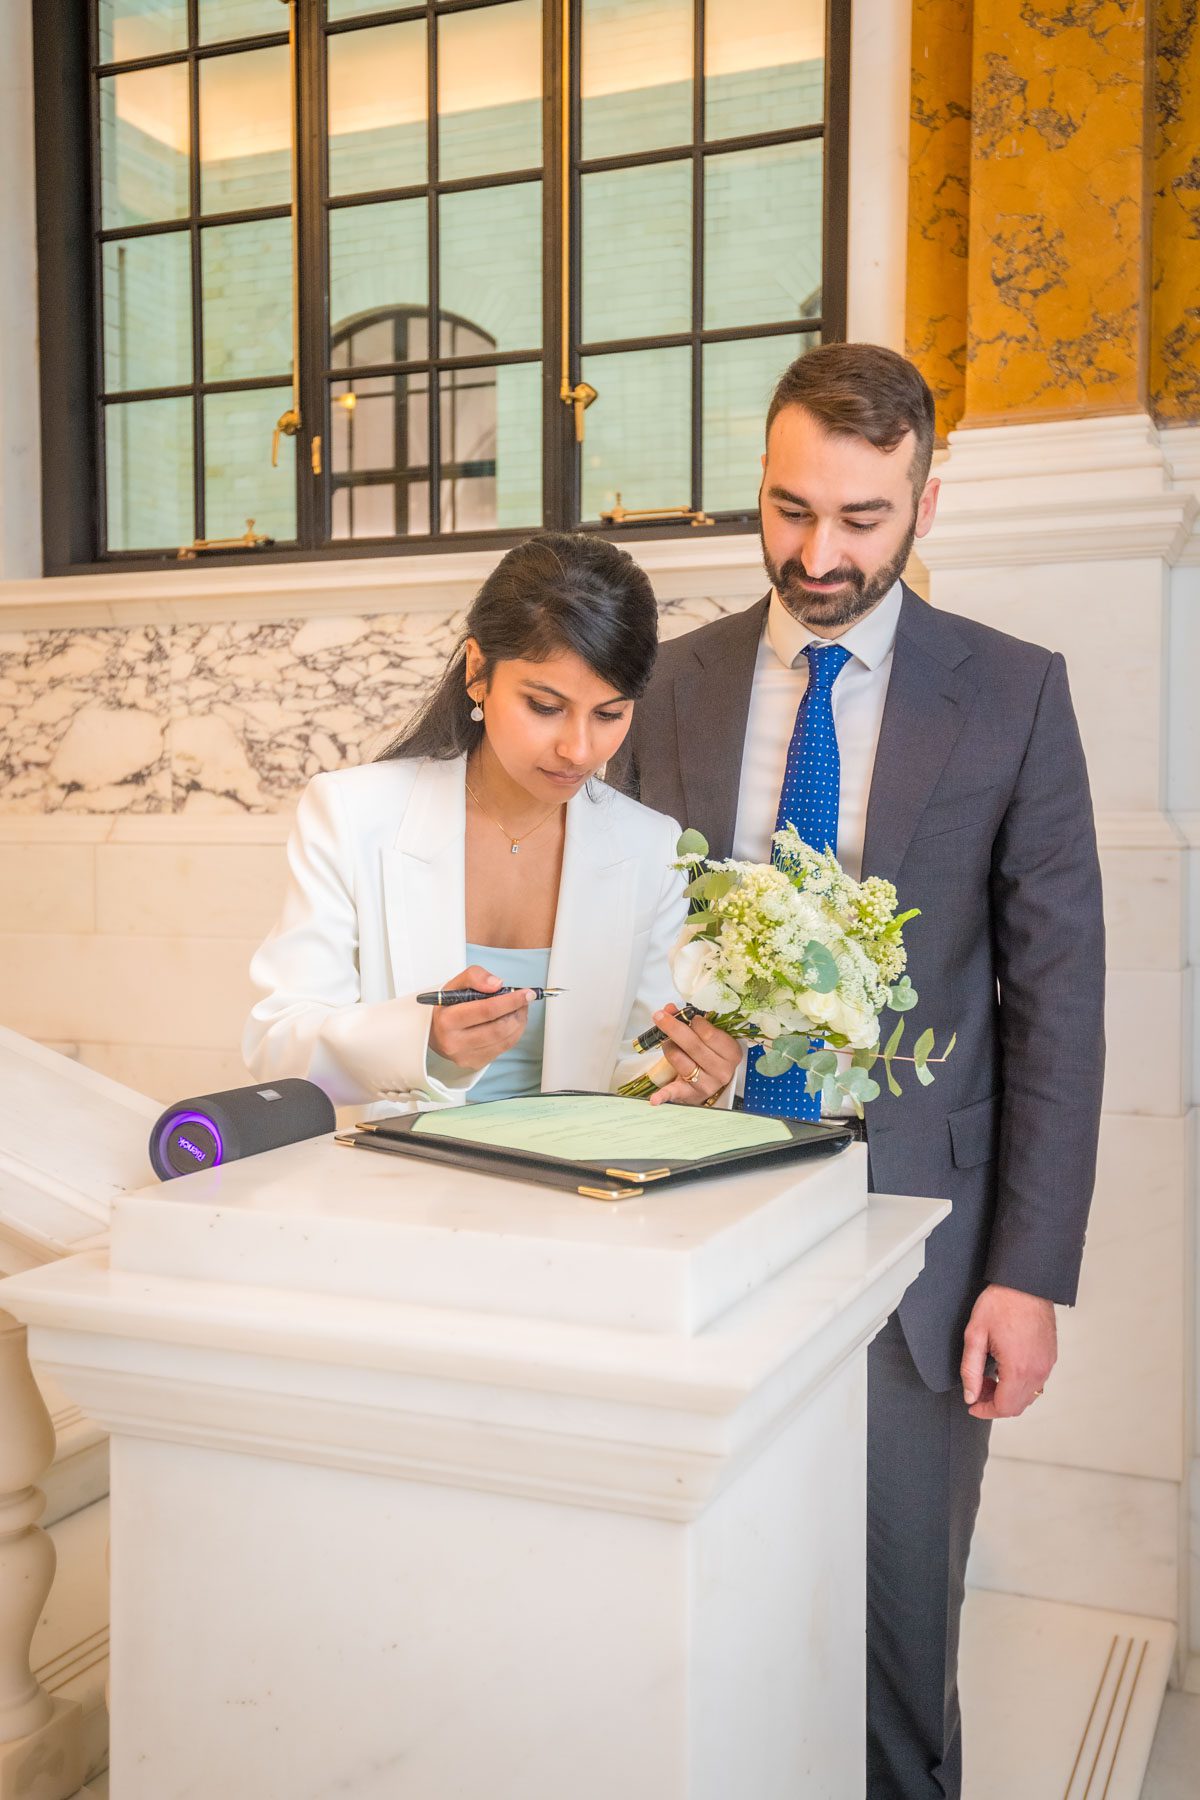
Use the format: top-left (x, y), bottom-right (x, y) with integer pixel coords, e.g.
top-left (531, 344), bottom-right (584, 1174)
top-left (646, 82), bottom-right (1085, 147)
top-left (470, 700), bottom-right (484, 722)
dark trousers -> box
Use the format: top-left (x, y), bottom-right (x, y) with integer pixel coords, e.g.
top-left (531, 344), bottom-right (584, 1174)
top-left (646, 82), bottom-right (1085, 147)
top-left (866, 1312), bottom-right (992, 1799)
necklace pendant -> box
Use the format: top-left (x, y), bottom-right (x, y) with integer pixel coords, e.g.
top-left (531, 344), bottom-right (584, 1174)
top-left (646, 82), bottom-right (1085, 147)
top-left (510, 841), bottom-right (519, 855)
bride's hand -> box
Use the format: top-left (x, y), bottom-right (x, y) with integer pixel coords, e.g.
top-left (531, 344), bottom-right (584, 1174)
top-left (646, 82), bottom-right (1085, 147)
top-left (428, 966), bottom-right (531, 1070)
top-left (647, 1003), bottom-right (742, 1107)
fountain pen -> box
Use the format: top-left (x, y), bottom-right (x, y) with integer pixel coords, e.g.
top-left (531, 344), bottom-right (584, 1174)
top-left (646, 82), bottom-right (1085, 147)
top-left (416, 985), bottom-right (566, 1005)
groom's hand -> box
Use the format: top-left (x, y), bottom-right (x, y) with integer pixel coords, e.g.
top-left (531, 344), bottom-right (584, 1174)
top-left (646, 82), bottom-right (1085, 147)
top-left (960, 1283), bottom-right (1057, 1420)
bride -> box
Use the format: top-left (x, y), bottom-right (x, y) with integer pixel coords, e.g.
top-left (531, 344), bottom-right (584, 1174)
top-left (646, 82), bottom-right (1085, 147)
top-left (243, 532), bottom-right (742, 1113)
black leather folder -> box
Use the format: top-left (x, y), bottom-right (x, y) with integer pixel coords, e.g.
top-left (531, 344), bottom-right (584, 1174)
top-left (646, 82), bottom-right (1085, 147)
top-left (335, 1091), bottom-right (854, 1200)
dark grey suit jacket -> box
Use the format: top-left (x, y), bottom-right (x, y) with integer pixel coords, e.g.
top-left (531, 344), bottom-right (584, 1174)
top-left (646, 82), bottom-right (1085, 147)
top-left (610, 586), bottom-right (1106, 1389)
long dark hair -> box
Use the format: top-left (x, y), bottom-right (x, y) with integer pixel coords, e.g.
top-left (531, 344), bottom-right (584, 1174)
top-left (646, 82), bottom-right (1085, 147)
top-left (379, 532), bottom-right (659, 761)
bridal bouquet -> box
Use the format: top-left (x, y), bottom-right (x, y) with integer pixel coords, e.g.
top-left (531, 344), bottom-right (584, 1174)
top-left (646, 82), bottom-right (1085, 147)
top-left (622, 827), bottom-right (954, 1115)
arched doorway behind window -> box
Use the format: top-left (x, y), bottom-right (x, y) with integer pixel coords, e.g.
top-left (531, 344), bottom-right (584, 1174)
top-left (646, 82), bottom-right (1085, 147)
top-left (330, 307), bottom-right (499, 540)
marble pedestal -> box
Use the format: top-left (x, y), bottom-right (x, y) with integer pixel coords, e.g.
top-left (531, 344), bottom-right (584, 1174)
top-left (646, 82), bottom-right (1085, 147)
top-left (0, 1132), bottom-right (946, 1800)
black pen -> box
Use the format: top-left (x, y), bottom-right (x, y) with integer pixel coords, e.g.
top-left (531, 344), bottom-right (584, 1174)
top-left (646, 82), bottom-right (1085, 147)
top-left (416, 986), bottom-right (566, 1006)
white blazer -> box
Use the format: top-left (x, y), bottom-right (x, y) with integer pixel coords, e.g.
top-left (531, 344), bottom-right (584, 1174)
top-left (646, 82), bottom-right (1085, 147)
top-left (243, 755), bottom-right (689, 1110)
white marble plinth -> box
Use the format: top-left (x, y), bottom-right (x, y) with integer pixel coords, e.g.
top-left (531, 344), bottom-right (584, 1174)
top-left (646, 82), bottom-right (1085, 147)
top-left (1, 1133), bottom-right (946, 1800)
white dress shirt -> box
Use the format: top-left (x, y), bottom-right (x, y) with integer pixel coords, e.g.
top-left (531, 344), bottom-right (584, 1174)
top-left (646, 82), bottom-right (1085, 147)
top-left (732, 580), bottom-right (903, 875)
top-left (731, 580), bottom-right (902, 1106)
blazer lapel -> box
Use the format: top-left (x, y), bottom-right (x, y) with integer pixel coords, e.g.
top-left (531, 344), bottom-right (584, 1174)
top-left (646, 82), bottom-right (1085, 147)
top-left (861, 589), bottom-right (979, 883)
top-left (381, 757), bottom-right (467, 994)
top-left (674, 594), bottom-right (769, 858)
top-left (542, 788), bottom-right (634, 1092)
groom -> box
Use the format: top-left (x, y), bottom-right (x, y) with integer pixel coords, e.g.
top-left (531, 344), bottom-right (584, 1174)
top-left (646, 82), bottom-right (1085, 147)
top-left (610, 343), bottom-right (1105, 1797)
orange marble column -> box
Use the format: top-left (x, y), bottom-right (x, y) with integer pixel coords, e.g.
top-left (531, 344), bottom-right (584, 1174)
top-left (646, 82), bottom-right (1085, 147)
top-left (1152, 0), bottom-right (1200, 422)
top-left (961, 1), bottom-right (1151, 427)
top-left (906, 0), bottom-right (974, 442)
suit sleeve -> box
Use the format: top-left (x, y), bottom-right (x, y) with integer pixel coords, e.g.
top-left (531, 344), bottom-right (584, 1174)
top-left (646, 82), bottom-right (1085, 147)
top-left (984, 653), bottom-right (1105, 1303)
top-left (241, 774), bottom-right (480, 1109)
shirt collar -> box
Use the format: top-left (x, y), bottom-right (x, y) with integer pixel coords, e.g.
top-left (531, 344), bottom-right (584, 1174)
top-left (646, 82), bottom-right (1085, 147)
top-left (765, 579), bottom-right (904, 674)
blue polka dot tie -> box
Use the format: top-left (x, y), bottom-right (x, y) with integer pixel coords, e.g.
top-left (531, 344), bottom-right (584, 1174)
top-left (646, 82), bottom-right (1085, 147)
top-left (744, 641), bottom-right (852, 1120)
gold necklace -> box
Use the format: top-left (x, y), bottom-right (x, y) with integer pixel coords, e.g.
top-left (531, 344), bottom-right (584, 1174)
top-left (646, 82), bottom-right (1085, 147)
top-left (465, 780), bottom-right (559, 856)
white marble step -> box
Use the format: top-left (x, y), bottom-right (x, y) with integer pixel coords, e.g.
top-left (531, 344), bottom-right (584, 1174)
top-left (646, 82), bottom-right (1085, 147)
top-left (38, 1367), bottom-right (109, 1527)
top-left (33, 1495), bottom-right (111, 1790)
top-left (961, 1588), bottom-right (1175, 1799)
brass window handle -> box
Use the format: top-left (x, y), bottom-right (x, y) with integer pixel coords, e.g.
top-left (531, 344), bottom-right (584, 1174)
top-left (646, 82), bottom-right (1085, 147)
top-left (600, 493), bottom-right (715, 527)
top-left (560, 380), bottom-right (597, 443)
top-left (271, 407), bottom-right (301, 467)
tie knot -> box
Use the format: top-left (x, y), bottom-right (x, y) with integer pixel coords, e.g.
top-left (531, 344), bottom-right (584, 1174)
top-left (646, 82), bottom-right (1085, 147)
top-left (803, 641), bottom-right (852, 690)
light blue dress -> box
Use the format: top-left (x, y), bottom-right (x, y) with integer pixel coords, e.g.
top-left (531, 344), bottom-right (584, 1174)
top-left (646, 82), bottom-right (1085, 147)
top-left (460, 943), bottom-right (551, 1103)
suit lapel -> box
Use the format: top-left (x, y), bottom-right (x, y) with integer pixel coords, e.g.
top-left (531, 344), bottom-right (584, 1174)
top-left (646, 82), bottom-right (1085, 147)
top-left (674, 595), bottom-right (769, 858)
top-left (542, 788), bottom-right (634, 1092)
top-left (861, 589), bottom-right (979, 882)
top-left (381, 757), bottom-right (467, 993)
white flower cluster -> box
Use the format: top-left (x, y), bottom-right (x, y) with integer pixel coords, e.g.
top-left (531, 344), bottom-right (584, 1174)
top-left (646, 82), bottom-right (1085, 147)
top-left (670, 830), bottom-right (917, 1054)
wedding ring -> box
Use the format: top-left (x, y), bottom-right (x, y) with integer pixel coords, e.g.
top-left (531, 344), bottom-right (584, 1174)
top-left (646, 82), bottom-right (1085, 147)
top-left (1033, 1387), bottom-right (1044, 1398)
top-left (686, 1064), bottom-right (702, 1085)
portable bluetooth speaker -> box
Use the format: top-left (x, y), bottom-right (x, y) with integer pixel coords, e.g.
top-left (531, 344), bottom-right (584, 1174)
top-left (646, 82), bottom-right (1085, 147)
top-left (149, 1078), bottom-right (336, 1180)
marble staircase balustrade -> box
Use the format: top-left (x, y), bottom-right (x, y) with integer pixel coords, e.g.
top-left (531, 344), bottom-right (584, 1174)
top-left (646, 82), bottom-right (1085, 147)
top-left (0, 1027), bottom-right (155, 1800)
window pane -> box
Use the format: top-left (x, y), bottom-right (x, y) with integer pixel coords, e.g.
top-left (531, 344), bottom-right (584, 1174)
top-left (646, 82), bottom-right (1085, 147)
top-left (203, 388), bottom-right (296, 540)
top-left (200, 45), bottom-right (291, 214)
top-left (581, 0), bottom-right (692, 160)
top-left (440, 183), bottom-right (541, 353)
top-left (438, 0), bottom-right (542, 182)
top-left (494, 363), bottom-right (542, 528)
top-left (102, 232), bottom-right (192, 392)
top-left (106, 396), bottom-right (193, 550)
top-left (702, 333), bottom-right (812, 513)
top-left (330, 200), bottom-right (428, 350)
top-left (705, 0), bottom-right (825, 139)
top-left (331, 373), bottom-right (430, 538)
top-left (331, 374), bottom-right (429, 475)
top-left (199, 0), bottom-right (284, 41)
top-left (98, 0), bottom-right (186, 63)
top-left (580, 346), bottom-right (690, 520)
top-left (436, 363), bottom-right (540, 533)
top-left (328, 21), bottom-right (427, 197)
top-left (202, 217), bottom-right (292, 381)
top-left (703, 140), bottom-right (823, 329)
top-left (327, 0), bottom-right (397, 17)
top-left (99, 66), bottom-right (190, 230)
top-left (582, 161), bottom-right (691, 343)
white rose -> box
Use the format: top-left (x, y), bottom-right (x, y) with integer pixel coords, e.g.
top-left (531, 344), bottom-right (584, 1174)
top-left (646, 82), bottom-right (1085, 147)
top-left (671, 935), bottom-right (717, 1001)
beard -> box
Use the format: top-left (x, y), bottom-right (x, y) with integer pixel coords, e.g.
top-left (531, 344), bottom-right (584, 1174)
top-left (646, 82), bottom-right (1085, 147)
top-left (761, 511), bottom-right (918, 632)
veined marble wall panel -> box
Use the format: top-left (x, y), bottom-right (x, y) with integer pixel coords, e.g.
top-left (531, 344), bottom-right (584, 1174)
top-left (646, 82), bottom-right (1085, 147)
top-left (1152, 0), bottom-right (1200, 423)
top-left (964, 1), bottom-right (1150, 423)
top-left (0, 625), bottom-right (171, 812)
top-left (906, 0), bottom-right (972, 440)
top-left (0, 596), bottom-right (735, 816)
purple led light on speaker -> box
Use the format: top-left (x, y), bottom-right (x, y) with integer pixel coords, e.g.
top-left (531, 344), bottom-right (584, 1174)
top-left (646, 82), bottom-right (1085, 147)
top-left (158, 1110), bottom-right (224, 1171)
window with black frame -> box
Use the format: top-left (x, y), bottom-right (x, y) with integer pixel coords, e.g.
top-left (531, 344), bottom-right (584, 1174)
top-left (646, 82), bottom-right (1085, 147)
top-left (54, 0), bottom-right (846, 566)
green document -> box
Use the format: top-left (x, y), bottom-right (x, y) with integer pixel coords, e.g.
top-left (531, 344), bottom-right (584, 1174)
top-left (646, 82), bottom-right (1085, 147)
top-left (411, 1093), bottom-right (791, 1163)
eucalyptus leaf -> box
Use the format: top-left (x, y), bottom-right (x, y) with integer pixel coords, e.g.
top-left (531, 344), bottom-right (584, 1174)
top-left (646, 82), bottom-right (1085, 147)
top-left (889, 976), bottom-right (918, 1013)
top-left (676, 828), bottom-right (710, 858)
top-left (755, 1050), bottom-right (793, 1078)
top-left (773, 1034), bottom-right (814, 1064)
top-left (852, 1047), bottom-right (879, 1072)
top-left (915, 1061), bottom-right (936, 1087)
top-left (885, 1061), bottom-right (903, 1098)
top-left (806, 1050), bottom-right (838, 1077)
top-left (800, 940), bottom-right (840, 994)
top-left (913, 1027), bottom-right (935, 1067)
